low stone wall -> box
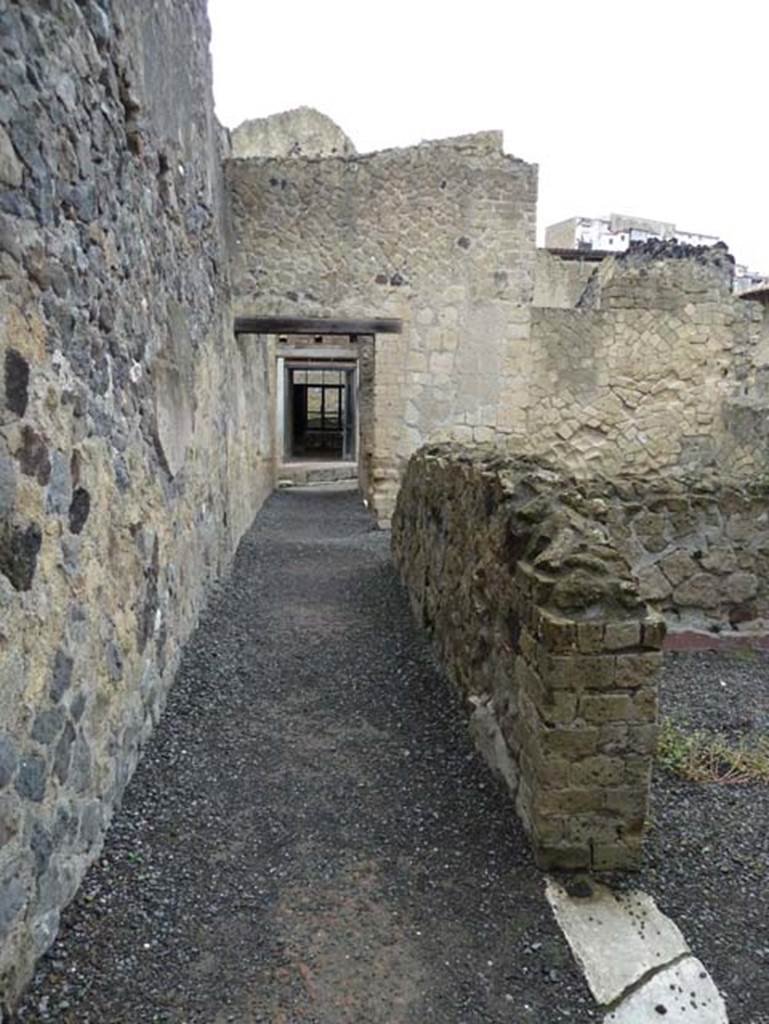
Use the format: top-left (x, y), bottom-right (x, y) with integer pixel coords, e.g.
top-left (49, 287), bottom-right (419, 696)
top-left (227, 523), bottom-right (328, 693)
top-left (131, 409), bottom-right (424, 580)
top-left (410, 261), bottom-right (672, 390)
top-left (392, 444), bottom-right (664, 871)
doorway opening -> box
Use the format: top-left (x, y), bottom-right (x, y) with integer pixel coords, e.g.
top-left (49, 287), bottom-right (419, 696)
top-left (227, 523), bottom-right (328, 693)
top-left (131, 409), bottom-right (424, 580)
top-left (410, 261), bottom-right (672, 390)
top-left (284, 363), bottom-right (357, 463)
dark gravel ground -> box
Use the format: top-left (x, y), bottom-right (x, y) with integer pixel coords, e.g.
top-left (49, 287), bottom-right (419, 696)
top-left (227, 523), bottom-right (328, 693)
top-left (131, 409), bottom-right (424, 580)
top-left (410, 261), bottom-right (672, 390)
top-left (14, 488), bottom-right (597, 1024)
top-left (637, 650), bottom-right (769, 1024)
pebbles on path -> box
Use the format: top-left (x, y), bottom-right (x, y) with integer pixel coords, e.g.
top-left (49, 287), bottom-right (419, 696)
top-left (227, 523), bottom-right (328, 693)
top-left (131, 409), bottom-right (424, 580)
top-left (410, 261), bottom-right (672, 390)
top-left (14, 489), bottom-right (596, 1024)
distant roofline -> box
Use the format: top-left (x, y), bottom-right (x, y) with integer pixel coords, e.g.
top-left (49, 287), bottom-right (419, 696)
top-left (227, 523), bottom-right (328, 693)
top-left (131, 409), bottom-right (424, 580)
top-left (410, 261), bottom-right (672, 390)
top-left (545, 248), bottom-right (609, 262)
top-left (739, 286), bottom-right (769, 303)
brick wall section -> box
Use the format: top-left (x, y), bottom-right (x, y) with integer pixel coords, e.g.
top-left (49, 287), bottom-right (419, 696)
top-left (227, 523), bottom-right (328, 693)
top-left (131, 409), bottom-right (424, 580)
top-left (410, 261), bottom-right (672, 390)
top-left (391, 443), bottom-right (664, 871)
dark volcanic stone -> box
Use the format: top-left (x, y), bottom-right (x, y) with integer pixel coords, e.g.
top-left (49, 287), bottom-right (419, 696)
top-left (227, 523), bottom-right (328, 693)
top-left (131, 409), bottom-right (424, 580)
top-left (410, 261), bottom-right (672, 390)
top-left (0, 520), bottom-right (42, 591)
top-left (17, 427), bottom-right (51, 486)
top-left (31, 708), bottom-right (65, 748)
top-left (68, 487), bottom-right (90, 534)
top-left (14, 754), bottom-right (47, 803)
top-left (5, 348), bottom-right (29, 417)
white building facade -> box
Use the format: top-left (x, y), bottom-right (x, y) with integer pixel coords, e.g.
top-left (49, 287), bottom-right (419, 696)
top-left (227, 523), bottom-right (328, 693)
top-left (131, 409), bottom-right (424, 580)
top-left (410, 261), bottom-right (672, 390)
top-left (545, 213), bottom-right (767, 293)
top-left (545, 213), bottom-right (720, 253)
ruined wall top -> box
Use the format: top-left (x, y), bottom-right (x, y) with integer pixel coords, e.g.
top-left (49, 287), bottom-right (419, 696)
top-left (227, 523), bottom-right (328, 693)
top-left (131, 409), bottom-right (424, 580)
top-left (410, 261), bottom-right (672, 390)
top-left (230, 106), bottom-right (356, 159)
top-left (577, 239), bottom-right (736, 310)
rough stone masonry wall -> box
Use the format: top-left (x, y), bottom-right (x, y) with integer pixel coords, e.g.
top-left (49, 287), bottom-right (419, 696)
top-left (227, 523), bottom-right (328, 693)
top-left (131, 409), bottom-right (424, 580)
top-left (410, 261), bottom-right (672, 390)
top-left (0, 0), bottom-right (274, 1007)
top-left (225, 133), bottom-right (538, 522)
top-left (603, 476), bottom-right (769, 640)
top-left (532, 249), bottom-right (601, 309)
top-left (526, 243), bottom-right (765, 478)
top-left (392, 444), bottom-right (664, 871)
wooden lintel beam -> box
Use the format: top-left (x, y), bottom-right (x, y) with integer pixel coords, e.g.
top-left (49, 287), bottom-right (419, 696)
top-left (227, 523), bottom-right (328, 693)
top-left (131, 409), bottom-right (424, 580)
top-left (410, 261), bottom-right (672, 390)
top-left (234, 316), bottom-right (402, 337)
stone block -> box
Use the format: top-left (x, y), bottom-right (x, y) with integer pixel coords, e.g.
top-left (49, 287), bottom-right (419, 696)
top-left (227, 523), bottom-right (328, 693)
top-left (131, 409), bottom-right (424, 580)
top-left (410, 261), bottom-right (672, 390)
top-left (539, 690), bottom-right (578, 726)
top-left (563, 813), bottom-right (628, 846)
top-left (673, 572), bottom-right (721, 608)
top-left (540, 725), bottom-right (600, 759)
top-left (658, 549), bottom-right (697, 586)
top-left (725, 570), bottom-right (758, 604)
top-left (537, 786), bottom-right (605, 815)
top-left (14, 754), bottom-right (47, 803)
top-left (541, 653), bottom-right (616, 691)
top-left (614, 652), bottom-right (662, 689)
top-left (577, 621), bottom-right (605, 653)
top-left (534, 843), bottom-right (591, 871)
top-left (597, 722), bottom-right (629, 755)
top-left (526, 749), bottom-right (572, 788)
top-left (631, 687), bottom-right (657, 722)
top-left (570, 755), bottom-right (625, 788)
top-left (603, 620), bottom-right (641, 650)
top-left (640, 615), bottom-right (666, 649)
top-left (537, 611), bottom-right (578, 653)
top-left (603, 785), bottom-right (648, 819)
top-left (590, 839), bottom-right (643, 871)
top-left (624, 755), bottom-right (653, 787)
top-left (579, 693), bottom-right (635, 724)
top-left (627, 723), bottom-right (658, 755)
top-left (635, 564), bottom-right (671, 601)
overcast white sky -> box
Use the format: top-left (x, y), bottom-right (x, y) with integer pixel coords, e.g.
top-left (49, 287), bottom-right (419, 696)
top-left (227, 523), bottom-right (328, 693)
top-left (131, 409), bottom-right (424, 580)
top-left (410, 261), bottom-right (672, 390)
top-left (208, 0), bottom-right (768, 272)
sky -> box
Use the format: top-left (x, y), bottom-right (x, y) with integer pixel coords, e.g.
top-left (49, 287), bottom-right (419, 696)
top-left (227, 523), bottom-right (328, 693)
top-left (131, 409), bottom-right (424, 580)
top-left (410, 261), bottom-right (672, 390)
top-left (208, 0), bottom-right (768, 272)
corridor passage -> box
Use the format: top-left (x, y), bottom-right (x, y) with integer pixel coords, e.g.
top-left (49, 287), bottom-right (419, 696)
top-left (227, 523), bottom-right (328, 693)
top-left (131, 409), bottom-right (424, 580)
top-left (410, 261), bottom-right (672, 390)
top-left (16, 489), bottom-right (595, 1024)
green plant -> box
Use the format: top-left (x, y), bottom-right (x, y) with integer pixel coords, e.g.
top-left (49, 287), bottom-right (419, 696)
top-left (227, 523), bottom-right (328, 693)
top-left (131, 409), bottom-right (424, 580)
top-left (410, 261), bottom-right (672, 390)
top-left (657, 717), bottom-right (769, 784)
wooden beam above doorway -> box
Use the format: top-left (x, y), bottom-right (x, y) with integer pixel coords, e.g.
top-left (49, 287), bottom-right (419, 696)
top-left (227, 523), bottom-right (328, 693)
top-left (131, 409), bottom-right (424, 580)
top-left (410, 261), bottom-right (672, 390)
top-left (234, 316), bottom-right (402, 337)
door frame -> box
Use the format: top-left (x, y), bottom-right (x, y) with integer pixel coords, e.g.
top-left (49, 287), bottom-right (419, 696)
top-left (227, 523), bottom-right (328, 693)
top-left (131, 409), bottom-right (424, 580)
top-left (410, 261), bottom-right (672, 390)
top-left (278, 358), bottom-right (359, 464)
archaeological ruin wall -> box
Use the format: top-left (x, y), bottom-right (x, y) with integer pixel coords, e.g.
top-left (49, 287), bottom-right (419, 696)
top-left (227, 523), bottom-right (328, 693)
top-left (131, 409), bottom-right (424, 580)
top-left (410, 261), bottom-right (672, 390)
top-left (391, 437), bottom-right (769, 874)
top-left (602, 476), bottom-right (769, 644)
top-left (525, 243), bottom-right (766, 480)
top-left (532, 249), bottom-right (602, 309)
top-left (0, 0), bottom-right (274, 1006)
top-left (392, 443), bottom-right (664, 872)
top-left (226, 130), bottom-right (769, 528)
top-left (225, 132), bottom-right (538, 522)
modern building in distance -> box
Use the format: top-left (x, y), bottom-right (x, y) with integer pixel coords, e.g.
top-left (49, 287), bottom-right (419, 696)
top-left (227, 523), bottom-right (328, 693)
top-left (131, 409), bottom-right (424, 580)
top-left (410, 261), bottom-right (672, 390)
top-left (545, 213), bottom-right (719, 253)
top-left (734, 265), bottom-right (769, 295)
top-left (545, 213), bottom-right (767, 293)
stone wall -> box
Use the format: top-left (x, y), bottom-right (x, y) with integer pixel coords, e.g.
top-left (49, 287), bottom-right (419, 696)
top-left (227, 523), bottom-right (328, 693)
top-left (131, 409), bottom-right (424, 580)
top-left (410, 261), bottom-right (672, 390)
top-left (392, 444), bottom-right (664, 871)
top-left (524, 244), bottom-right (765, 478)
top-left (226, 136), bottom-right (768, 525)
top-left (0, 0), bottom-right (274, 1007)
top-left (231, 106), bottom-right (356, 160)
top-left (225, 132), bottom-right (538, 522)
top-left (603, 477), bottom-right (769, 640)
top-left (533, 249), bottom-right (602, 308)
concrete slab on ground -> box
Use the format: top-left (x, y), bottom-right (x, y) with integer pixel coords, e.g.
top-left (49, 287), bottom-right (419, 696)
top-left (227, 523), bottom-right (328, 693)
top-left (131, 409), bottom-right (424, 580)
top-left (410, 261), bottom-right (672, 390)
top-left (604, 955), bottom-right (728, 1023)
top-left (546, 878), bottom-right (689, 1005)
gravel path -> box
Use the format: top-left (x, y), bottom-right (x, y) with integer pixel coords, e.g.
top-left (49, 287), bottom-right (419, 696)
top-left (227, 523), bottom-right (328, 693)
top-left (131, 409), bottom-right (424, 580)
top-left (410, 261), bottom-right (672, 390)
top-left (14, 488), bottom-right (596, 1024)
top-left (637, 651), bottom-right (769, 1024)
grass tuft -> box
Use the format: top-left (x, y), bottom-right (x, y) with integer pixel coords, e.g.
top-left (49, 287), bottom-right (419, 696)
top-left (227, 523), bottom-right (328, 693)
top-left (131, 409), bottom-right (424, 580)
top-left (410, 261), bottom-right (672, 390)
top-left (657, 717), bottom-right (769, 785)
